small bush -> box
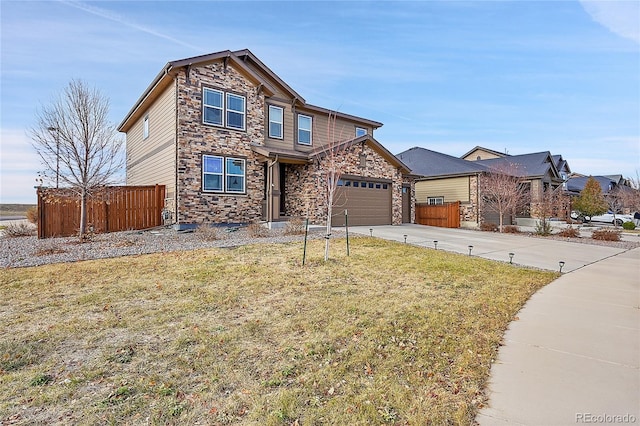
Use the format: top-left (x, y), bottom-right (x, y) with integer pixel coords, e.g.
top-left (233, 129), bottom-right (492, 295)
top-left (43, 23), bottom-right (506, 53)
top-left (3, 222), bottom-right (36, 237)
top-left (557, 226), bottom-right (580, 238)
top-left (480, 222), bottom-right (498, 232)
top-left (26, 207), bottom-right (38, 224)
top-left (246, 222), bottom-right (270, 238)
top-left (35, 240), bottom-right (67, 256)
top-left (284, 218), bottom-right (306, 235)
top-left (195, 224), bottom-right (220, 241)
top-left (622, 221), bottom-right (636, 230)
top-left (502, 225), bottom-right (520, 234)
top-left (592, 228), bottom-right (621, 241)
top-left (534, 220), bottom-right (553, 236)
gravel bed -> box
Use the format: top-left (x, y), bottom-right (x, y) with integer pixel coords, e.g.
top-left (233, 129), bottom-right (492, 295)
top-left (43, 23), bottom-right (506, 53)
top-left (0, 226), bottom-right (341, 269)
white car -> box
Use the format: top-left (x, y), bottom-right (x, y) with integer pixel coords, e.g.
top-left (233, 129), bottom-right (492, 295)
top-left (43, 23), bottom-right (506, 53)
top-left (572, 211), bottom-right (634, 226)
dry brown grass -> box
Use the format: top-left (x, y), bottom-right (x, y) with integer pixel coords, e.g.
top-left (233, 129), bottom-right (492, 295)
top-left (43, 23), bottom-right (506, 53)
top-left (0, 238), bottom-right (557, 425)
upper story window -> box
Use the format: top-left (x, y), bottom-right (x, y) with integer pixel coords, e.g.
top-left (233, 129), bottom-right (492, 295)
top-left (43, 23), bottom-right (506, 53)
top-left (226, 93), bottom-right (245, 130)
top-left (355, 127), bottom-right (367, 137)
top-left (427, 196), bottom-right (444, 205)
top-left (143, 115), bottom-right (149, 139)
top-left (269, 105), bottom-right (283, 139)
top-left (202, 87), bottom-right (246, 130)
top-left (202, 154), bottom-right (246, 194)
top-left (298, 114), bottom-right (312, 145)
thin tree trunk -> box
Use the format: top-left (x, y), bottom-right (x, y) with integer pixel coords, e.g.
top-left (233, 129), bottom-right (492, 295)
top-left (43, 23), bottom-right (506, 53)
top-left (80, 189), bottom-right (87, 238)
top-left (325, 203), bottom-right (332, 261)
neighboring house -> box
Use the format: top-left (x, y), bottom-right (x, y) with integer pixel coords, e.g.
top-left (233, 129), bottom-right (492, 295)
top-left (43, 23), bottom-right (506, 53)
top-left (398, 146), bottom-right (571, 228)
top-left (396, 147), bottom-right (488, 228)
top-left (118, 49), bottom-right (413, 229)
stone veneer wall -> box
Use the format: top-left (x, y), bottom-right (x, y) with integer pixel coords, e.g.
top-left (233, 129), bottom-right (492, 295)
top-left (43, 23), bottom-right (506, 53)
top-left (403, 176), bottom-right (416, 224)
top-left (284, 144), bottom-right (405, 225)
top-left (174, 63), bottom-right (267, 225)
top-left (460, 175), bottom-right (480, 227)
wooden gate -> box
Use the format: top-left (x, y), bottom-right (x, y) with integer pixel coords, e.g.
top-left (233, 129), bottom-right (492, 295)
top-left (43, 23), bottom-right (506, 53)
top-left (415, 201), bottom-right (460, 228)
top-left (37, 185), bottom-right (165, 238)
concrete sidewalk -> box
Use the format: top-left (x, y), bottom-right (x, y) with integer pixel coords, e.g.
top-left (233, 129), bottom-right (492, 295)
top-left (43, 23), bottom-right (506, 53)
top-left (347, 225), bottom-right (639, 425)
top-left (477, 247), bottom-right (639, 425)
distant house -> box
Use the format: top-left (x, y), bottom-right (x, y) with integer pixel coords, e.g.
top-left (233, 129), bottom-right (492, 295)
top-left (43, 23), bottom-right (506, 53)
top-left (396, 147), bottom-right (487, 227)
top-left (398, 146), bottom-right (571, 228)
top-left (118, 49), bottom-right (413, 229)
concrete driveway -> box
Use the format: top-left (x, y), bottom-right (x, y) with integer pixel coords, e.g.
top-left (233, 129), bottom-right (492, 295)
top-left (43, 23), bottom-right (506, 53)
top-left (347, 224), bottom-right (640, 425)
top-left (347, 224), bottom-right (635, 272)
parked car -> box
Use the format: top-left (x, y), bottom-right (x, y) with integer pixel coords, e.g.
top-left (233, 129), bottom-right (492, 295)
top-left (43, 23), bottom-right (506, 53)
top-left (571, 211), bottom-right (634, 226)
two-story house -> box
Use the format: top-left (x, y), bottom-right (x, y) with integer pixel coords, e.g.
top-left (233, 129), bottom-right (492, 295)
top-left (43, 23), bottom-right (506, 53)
top-left (118, 49), bottom-right (413, 229)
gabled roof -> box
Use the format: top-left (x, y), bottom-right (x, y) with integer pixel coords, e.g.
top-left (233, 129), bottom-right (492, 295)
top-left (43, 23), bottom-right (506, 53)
top-left (251, 136), bottom-right (411, 173)
top-left (475, 151), bottom-right (561, 180)
top-left (565, 176), bottom-right (619, 194)
top-left (460, 146), bottom-right (508, 160)
top-left (119, 49), bottom-right (281, 132)
top-left (552, 154), bottom-right (571, 175)
top-left (396, 147), bottom-right (488, 178)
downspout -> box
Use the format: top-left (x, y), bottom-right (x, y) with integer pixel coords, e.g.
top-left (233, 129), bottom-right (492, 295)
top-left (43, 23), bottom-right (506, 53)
top-left (171, 65), bottom-right (179, 226)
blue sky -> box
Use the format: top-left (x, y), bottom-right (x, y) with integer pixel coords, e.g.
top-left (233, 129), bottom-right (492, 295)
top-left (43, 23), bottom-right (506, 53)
top-left (1, 0), bottom-right (639, 204)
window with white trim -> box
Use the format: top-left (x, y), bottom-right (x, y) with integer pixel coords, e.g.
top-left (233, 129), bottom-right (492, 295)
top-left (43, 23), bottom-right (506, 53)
top-left (269, 105), bottom-right (283, 139)
top-left (143, 115), bottom-right (149, 139)
top-left (355, 127), bottom-right (367, 137)
top-left (226, 93), bottom-right (245, 130)
top-left (427, 197), bottom-right (444, 205)
top-left (298, 114), bottom-right (312, 145)
top-left (202, 88), bottom-right (246, 130)
top-left (202, 154), bottom-right (246, 193)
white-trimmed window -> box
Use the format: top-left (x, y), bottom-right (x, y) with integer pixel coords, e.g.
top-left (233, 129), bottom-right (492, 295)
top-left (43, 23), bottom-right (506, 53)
top-left (225, 157), bottom-right (246, 193)
top-left (203, 88), bottom-right (224, 126)
top-left (202, 154), bottom-right (246, 193)
top-left (226, 93), bottom-right (245, 130)
top-left (202, 88), bottom-right (246, 130)
top-left (355, 127), bottom-right (367, 137)
top-left (298, 114), bottom-right (312, 145)
top-left (143, 115), bottom-right (149, 139)
top-left (269, 105), bottom-right (283, 139)
top-left (427, 196), bottom-right (444, 205)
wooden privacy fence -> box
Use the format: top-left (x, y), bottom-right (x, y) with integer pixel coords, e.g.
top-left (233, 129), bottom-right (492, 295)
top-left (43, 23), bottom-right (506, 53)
top-left (415, 201), bottom-right (460, 228)
top-left (37, 185), bottom-right (165, 238)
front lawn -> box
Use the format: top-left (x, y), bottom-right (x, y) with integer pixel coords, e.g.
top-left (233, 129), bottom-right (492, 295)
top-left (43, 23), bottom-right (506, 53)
top-left (0, 238), bottom-right (557, 425)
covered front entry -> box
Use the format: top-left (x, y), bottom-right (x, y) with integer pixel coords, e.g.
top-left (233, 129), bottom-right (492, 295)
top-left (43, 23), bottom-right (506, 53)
top-left (333, 177), bottom-right (392, 226)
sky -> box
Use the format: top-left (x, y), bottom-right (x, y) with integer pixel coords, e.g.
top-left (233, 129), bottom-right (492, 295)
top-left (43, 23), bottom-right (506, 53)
top-left (1, 0), bottom-right (639, 204)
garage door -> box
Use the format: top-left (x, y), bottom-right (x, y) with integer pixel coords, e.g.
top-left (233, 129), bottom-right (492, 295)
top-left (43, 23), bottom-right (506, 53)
top-left (332, 178), bottom-right (392, 226)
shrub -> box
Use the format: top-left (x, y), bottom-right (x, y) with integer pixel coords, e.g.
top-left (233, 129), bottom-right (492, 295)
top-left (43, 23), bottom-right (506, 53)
top-left (622, 221), bottom-right (636, 230)
top-left (195, 224), bottom-right (220, 241)
top-left (480, 222), bottom-right (498, 232)
top-left (3, 222), bottom-right (36, 237)
top-left (557, 226), bottom-right (580, 238)
top-left (534, 220), bottom-right (552, 236)
top-left (284, 218), bottom-right (306, 235)
top-left (246, 222), bottom-right (270, 238)
top-left (25, 207), bottom-right (38, 224)
top-left (591, 228), bottom-right (621, 241)
top-left (502, 225), bottom-right (520, 234)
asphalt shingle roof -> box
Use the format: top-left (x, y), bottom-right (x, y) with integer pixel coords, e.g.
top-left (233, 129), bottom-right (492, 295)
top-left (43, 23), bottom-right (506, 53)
top-left (396, 147), bottom-right (488, 177)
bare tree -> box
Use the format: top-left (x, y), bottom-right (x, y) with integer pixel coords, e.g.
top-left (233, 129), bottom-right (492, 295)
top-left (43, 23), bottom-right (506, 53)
top-left (30, 79), bottom-right (124, 238)
top-left (314, 111), bottom-right (348, 261)
top-left (479, 163), bottom-right (530, 232)
top-left (533, 184), bottom-right (564, 235)
top-left (618, 170), bottom-right (640, 214)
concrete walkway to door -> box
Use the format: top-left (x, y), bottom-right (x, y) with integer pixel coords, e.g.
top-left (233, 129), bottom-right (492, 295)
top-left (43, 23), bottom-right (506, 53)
top-left (347, 224), bottom-right (640, 425)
